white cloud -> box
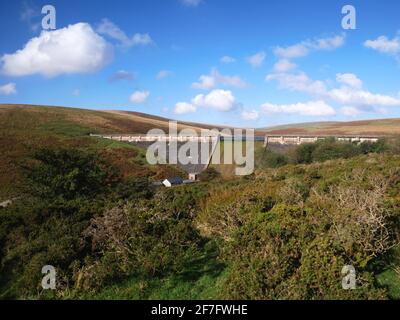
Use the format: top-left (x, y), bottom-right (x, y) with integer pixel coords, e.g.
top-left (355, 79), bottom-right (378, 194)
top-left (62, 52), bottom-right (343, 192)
top-left (156, 70), bottom-right (173, 80)
top-left (174, 89), bottom-right (238, 115)
top-left (364, 35), bottom-right (400, 55)
top-left (192, 68), bottom-right (247, 90)
top-left (241, 110), bottom-right (259, 121)
top-left (266, 72), bottom-right (327, 96)
top-left (246, 51), bottom-right (266, 67)
top-left (180, 0), bottom-right (202, 6)
top-left (220, 56), bottom-right (236, 64)
top-left (341, 106), bottom-right (361, 117)
top-left (72, 89), bottom-right (80, 96)
top-left (97, 18), bottom-right (153, 47)
top-left (0, 23), bottom-right (112, 77)
top-left (336, 73), bottom-right (363, 89)
top-left (273, 59), bottom-right (297, 73)
top-left (0, 82), bottom-right (17, 95)
top-left (274, 44), bottom-right (309, 59)
top-left (130, 90), bottom-right (150, 104)
top-left (261, 100), bottom-right (336, 117)
top-left (274, 34), bottom-right (345, 59)
top-left (174, 102), bottom-right (196, 114)
top-left (310, 34), bottom-right (346, 50)
top-left (192, 74), bottom-right (216, 90)
top-left (327, 87), bottom-right (400, 108)
top-left (192, 89), bottom-right (236, 111)
top-left (267, 68), bottom-right (400, 113)
top-left (110, 70), bottom-right (135, 82)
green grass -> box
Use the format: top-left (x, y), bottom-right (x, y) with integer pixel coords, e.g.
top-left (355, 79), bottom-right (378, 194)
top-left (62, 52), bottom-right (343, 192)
top-left (72, 242), bottom-right (227, 300)
top-left (39, 120), bottom-right (92, 137)
top-left (210, 141), bottom-right (265, 178)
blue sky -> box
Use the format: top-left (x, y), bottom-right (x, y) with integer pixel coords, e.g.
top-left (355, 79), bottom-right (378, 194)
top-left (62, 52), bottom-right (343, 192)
top-left (0, 0), bottom-right (399, 127)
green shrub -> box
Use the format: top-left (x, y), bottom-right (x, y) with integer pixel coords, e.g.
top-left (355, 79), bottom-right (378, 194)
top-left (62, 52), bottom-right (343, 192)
top-left (28, 148), bottom-right (120, 200)
top-left (259, 150), bottom-right (288, 168)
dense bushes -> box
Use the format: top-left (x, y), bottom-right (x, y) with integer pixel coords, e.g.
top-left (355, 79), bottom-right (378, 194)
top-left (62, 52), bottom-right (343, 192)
top-left (258, 150), bottom-right (288, 168)
top-left (198, 167), bottom-right (220, 181)
top-left (258, 139), bottom-right (392, 169)
top-left (78, 189), bottom-right (204, 290)
top-left (222, 204), bottom-right (385, 300)
top-left (199, 154), bottom-right (400, 299)
top-left (1, 144), bottom-right (400, 300)
top-left (0, 147), bottom-right (207, 298)
top-left (28, 148), bottom-right (119, 200)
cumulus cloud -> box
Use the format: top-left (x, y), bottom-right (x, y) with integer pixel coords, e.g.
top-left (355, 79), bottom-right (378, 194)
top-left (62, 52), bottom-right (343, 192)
top-left (274, 44), bottom-right (309, 59)
top-left (174, 102), bottom-right (197, 114)
top-left (156, 70), bottom-right (173, 80)
top-left (274, 34), bottom-right (345, 59)
top-left (174, 89), bottom-right (237, 114)
top-left (0, 82), bottom-right (17, 95)
top-left (180, 0), bottom-right (202, 7)
top-left (241, 110), bottom-right (259, 121)
top-left (97, 18), bottom-right (153, 47)
top-left (0, 23), bottom-right (112, 77)
top-left (192, 68), bottom-right (247, 90)
top-left (266, 72), bottom-right (327, 96)
top-left (310, 35), bottom-right (346, 50)
top-left (364, 35), bottom-right (400, 55)
top-left (327, 87), bottom-right (400, 108)
top-left (266, 68), bottom-right (400, 114)
top-left (273, 59), bottom-right (297, 73)
top-left (336, 73), bottom-right (363, 89)
top-left (192, 89), bottom-right (236, 111)
top-left (341, 106), bottom-right (361, 117)
top-left (130, 90), bottom-right (150, 104)
top-left (220, 56), bottom-right (236, 64)
top-left (109, 70), bottom-right (135, 82)
top-left (246, 51), bottom-right (266, 67)
top-left (261, 100), bottom-right (336, 117)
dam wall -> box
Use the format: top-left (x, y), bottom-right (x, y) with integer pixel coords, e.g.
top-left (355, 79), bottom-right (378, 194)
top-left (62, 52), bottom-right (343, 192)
top-left (264, 135), bottom-right (381, 146)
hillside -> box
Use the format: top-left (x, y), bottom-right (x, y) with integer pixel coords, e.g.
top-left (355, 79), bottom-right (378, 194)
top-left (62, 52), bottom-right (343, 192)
top-left (259, 118), bottom-right (400, 136)
top-left (1, 104), bottom-right (400, 300)
top-left (1, 104), bottom-right (210, 198)
top-left (2, 103), bottom-right (400, 197)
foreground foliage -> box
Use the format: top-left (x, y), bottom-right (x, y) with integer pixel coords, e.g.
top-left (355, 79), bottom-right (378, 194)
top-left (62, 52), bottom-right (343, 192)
top-left (1, 145), bottom-right (400, 300)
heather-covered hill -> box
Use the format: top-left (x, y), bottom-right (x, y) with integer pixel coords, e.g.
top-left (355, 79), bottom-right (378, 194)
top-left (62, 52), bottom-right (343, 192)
top-left (0, 104), bottom-right (197, 198)
top-left (259, 118), bottom-right (400, 136)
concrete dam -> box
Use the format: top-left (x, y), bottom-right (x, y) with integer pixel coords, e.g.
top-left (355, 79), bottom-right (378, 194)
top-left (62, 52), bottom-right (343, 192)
top-left (264, 135), bottom-right (381, 146)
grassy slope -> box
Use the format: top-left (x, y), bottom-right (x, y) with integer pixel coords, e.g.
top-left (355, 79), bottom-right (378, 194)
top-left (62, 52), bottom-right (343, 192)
top-left (87, 153), bottom-right (400, 299)
top-left (259, 118), bottom-right (400, 136)
top-left (209, 141), bottom-right (265, 179)
top-left (74, 243), bottom-right (227, 300)
top-left (0, 104), bottom-right (200, 198)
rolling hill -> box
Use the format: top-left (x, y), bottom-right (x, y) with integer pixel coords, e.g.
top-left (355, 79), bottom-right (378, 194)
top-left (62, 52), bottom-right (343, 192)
top-left (1, 103), bottom-right (400, 198)
top-left (1, 104), bottom-right (217, 198)
top-left (259, 118), bottom-right (400, 136)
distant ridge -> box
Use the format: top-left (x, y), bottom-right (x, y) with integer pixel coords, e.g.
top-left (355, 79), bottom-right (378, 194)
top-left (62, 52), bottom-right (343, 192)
top-left (1, 104), bottom-right (400, 136)
top-left (258, 118), bottom-right (400, 136)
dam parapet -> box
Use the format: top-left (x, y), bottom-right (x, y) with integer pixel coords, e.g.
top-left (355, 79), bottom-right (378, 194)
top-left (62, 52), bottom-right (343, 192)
top-left (264, 135), bottom-right (381, 147)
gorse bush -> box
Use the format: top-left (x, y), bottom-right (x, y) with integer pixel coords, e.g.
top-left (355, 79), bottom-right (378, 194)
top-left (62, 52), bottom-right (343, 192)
top-left (79, 193), bottom-right (203, 290)
top-left (258, 138), bottom-right (393, 169)
top-left (28, 148), bottom-right (119, 200)
top-left (198, 153), bottom-right (400, 299)
top-left (1, 143), bottom-right (400, 300)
